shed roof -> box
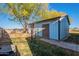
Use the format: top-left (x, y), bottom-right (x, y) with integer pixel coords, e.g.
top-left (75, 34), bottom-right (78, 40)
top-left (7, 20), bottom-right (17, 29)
top-left (41, 11), bottom-right (66, 20)
top-left (29, 11), bottom-right (70, 24)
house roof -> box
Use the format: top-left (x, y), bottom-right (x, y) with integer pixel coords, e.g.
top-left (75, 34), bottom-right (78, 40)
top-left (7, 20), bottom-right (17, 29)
top-left (29, 11), bottom-right (70, 25)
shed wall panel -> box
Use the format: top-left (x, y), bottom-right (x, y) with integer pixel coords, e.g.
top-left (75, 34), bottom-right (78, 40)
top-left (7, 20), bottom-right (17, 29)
top-left (49, 21), bottom-right (58, 40)
top-left (60, 17), bottom-right (69, 40)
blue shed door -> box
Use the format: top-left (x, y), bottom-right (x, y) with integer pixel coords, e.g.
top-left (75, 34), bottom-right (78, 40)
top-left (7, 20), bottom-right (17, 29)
top-left (42, 24), bottom-right (49, 39)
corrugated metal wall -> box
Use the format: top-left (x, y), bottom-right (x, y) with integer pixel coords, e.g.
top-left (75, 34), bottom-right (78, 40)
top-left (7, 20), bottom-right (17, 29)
top-left (60, 16), bottom-right (69, 40)
top-left (34, 16), bottom-right (69, 40)
top-left (49, 21), bottom-right (59, 40)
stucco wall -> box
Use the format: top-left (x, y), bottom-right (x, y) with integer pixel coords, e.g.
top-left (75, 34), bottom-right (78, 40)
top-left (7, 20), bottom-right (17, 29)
top-left (34, 23), bottom-right (42, 37)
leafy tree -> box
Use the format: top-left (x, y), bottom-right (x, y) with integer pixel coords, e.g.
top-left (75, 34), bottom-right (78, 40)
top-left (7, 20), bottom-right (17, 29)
top-left (7, 3), bottom-right (48, 33)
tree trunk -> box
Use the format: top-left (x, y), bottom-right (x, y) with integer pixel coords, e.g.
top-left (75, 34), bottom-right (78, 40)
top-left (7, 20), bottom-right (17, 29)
top-left (23, 17), bottom-right (32, 40)
top-left (22, 17), bottom-right (29, 34)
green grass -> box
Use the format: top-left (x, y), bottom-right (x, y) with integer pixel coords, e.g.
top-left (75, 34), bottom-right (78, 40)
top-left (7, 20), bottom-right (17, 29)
top-left (26, 38), bottom-right (78, 56)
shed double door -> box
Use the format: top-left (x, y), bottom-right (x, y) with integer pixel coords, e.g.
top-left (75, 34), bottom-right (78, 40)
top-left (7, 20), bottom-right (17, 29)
top-left (42, 24), bottom-right (49, 39)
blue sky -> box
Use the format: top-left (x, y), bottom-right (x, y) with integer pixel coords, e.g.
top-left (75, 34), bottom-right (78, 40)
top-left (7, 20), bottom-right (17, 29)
top-left (49, 3), bottom-right (79, 28)
top-left (0, 13), bottom-right (23, 29)
top-left (0, 3), bottom-right (79, 29)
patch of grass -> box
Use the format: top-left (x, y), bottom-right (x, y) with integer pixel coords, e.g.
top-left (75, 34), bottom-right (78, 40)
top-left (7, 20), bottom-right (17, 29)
top-left (26, 38), bottom-right (77, 56)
